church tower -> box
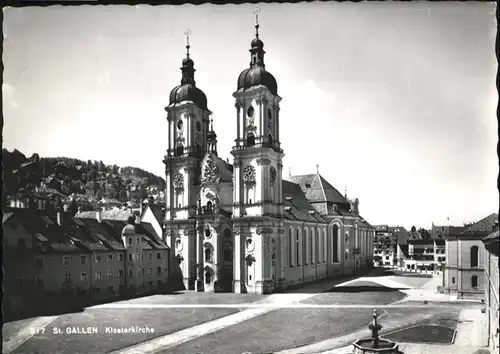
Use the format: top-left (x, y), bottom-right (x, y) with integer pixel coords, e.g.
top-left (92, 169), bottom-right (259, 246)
top-left (164, 31), bottom-right (212, 290)
top-left (231, 7), bottom-right (285, 294)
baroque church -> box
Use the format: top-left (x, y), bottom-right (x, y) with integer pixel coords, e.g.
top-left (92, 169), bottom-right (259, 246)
top-left (163, 14), bottom-right (376, 294)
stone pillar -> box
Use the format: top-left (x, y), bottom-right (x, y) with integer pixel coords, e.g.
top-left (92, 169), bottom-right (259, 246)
top-left (236, 102), bottom-right (241, 146)
top-left (233, 227), bottom-right (243, 293)
top-left (258, 97), bottom-right (263, 143)
top-left (195, 226), bottom-right (204, 292)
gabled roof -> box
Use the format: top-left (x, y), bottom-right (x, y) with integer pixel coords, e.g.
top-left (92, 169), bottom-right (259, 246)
top-left (282, 180), bottom-right (327, 223)
top-left (289, 173), bottom-right (349, 206)
top-left (3, 212), bottom-right (14, 224)
top-left (459, 213), bottom-right (498, 237)
top-left (6, 210), bottom-right (86, 253)
top-left (482, 230), bottom-right (499, 256)
top-left (143, 204), bottom-right (164, 226)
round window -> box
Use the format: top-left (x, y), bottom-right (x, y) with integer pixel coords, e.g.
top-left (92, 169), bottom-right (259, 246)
top-left (177, 120), bottom-right (183, 130)
top-left (196, 121), bottom-right (201, 132)
top-left (205, 228), bottom-right (211, 238)
top-left (247, 106), bottom-right (254, 118)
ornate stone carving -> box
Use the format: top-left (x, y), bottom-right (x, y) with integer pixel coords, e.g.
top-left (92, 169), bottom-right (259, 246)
top-left (201, 155), bottom-right (220, 184)
top-left (246, 237), bottom-right (255, 252)
top-left (255, 97), bottom-right (262, 105)
top-left (256, 158), bottom-right (271, 166)
top-left (232, 227), bottom-right (243, 235)
top-left (235, 101), bottom-right (242, 109)
top-left (173, 173), bottom-right (184, 190)
top-left (183, 229), bottom-right (191, 236)
top-left (175, 238), bottom-right (183, 251)
top-left (242, 165), bottom-right (256, 184)
top-left (269, 166), bottom-right (277, 185)
top-left (256, 227), bottom-right (273, 235)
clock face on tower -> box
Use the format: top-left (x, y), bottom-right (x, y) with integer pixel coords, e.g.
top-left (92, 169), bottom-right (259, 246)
top-left (243, 165), bottom-right (256, 183)
top-left (269, 166), bottom-right (277, 185)
top-left (173, 173), bottom-right (184, 189)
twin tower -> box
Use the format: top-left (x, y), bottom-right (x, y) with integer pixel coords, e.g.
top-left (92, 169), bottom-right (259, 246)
top-left (163, 14), bottom-right (286, 294)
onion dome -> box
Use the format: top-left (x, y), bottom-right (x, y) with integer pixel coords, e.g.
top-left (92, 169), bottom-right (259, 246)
top-left (237, 16), bottom-right (278, 95)
top-left (122, 216), bottom-right (136, 235)
top-left (169, 35), bottom-right (208, 110)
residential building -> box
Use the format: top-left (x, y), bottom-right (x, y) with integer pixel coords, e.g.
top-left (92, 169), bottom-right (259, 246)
top-left (397, 225), bottom-right (463, 272)
top-left (444, 213), bottom-right (498, 299)
top-left (163, 18), bottom-right (375, 294)
top-left (482, 227), bottom-right (499, 352)
top-left (373, 225), bottom-right (408, 267)
top-left (3, 205), bottom-right (170, 319)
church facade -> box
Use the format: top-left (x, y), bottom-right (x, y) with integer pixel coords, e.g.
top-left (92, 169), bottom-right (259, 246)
top-left (163, 19), bottom-right (375, 294)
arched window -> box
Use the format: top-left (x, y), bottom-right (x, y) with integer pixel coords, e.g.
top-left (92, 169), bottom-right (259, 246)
top-left (471, 275), bottom-right (478, 288)
top-left (323, 229), bottom-right (327, 262)
top-left (332, 225), bottom-right (339, 263)
top-left (176, 145), bottom-right (184, 156)
top-left (205, 247), bottom-right (212, 263)
top-left (318, 229), bottom-right (322, 263)
top-left (205, 271), bottom-right (212, 284)
top-left (310, 228), bottom-right (314, 264)
top-left (288, 228), bottom-right (293, 267)
top-left (206, 201), bottom-right (213, 213)
top-left (296, 229), bottom-right (301, 266)
top-left (268, 134), bottom-right (273, 146)
top-left (246, 133), bottom-right (255, 147)
top-left (305, 229), bottom-right (309, 264)
top-left (471, 246), bottom-right (479, 268)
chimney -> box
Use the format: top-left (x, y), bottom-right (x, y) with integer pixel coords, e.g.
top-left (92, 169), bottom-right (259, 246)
top-left (96, 208), bottom-right (102, 223)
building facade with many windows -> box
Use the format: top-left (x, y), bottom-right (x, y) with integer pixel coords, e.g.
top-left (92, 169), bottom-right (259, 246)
top-left (163, 17), bottom-right (375, 294)
top-left (3, 206), bottom-right (170, 319)
top-left (444, 213), bottom-right (498, 299)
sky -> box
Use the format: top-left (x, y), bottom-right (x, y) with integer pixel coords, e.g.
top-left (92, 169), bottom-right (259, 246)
top-left (3, 2), bottom-right (498, 228)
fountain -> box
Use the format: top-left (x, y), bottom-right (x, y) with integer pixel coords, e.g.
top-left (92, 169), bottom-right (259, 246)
top-left (352, 309), bottom-right (400, 353)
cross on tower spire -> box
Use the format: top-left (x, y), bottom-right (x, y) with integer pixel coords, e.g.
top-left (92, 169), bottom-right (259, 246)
top-left (253, 5), bottom-right (261, 38)
top-left (184, 28), bottom-right (192, 57)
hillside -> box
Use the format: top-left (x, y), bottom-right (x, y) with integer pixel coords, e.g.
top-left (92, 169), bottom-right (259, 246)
top-left (2, 149), bottom-right (165, 207)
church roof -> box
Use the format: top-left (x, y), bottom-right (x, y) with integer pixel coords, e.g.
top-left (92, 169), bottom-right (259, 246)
top-left (143, 203), bottom-right (165, 226)
top-left (282, 180), bottom-right (327, 223)
top-left (459, 213), bottom-right (498, 237)
top-left (289, 174), bottom-right (349, 205)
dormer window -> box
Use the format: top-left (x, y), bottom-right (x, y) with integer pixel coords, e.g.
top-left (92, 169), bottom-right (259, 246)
top-left (305, 183), bottom-right (311, 188)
